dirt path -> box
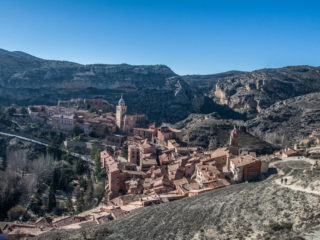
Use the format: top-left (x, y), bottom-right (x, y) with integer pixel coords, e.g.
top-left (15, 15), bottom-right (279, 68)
top-left (275, 176), bottom-right (320, 196)
top-left (273, 157), bottom-right (320, 196)
top-left (270, 156), bottom-right (316, 167)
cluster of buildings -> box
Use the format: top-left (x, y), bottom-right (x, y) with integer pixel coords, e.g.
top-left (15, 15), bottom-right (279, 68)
top-left (29, 103), bottom-right (116, 136)
top-left (101, 125), bottom-right (269, 208)
top-left (0, 205), bottom-right (130, 239)
top-left (3, 95), bottom-right (274, 238)
top-left (27, 96), bottom-right (148, 138)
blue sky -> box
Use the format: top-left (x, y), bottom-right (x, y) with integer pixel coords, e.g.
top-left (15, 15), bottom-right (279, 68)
top-left (0, 0), bottom-right (319, 75)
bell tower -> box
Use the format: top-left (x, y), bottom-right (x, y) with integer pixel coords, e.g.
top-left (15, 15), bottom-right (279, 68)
top-left (116, 94), bottom-right (127, 131)
top-left (229, 126), bottom-right (239, 155)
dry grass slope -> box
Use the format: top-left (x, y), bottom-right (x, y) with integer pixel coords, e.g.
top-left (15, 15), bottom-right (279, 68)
top-left (34, 166), bottom-right (320, 240)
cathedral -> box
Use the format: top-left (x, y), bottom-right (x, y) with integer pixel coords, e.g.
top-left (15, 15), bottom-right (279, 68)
top-left (116, 95), bottom-right (147, 133)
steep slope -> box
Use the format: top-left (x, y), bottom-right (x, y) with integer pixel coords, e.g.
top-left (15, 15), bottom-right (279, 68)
top-left (1, 49), bottom-right (320, 126)
top-left (0, 49), bottom-right (199, 123)
top-left (182, 70), bottom-right (243, 94)
top-left (185, 65), bottom-right (320, 117)
top-left (247, 92), bottom-right (320, 146)
top-left (174, 113), bottom-right (276, 154)
top-left (35, 168), bottom-right (320, 240)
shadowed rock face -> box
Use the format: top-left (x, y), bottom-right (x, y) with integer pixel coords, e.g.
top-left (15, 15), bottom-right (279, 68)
top-left (184, 66), bottom-right (320, 117)
top-left (0, 49), bottom-right (199, 123)
top-left (247, 92), bottom-right (320, 146)
top-left (1, 48), bottom-right (320, 142)
top-left (174, 113), bottom-right (276, 154)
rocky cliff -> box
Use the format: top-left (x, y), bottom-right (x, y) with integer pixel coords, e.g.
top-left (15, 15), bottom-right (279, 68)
top-left (1, 48), bottom-right (320, 144)
top-left (0, 49), bottom-right (200, 123)
top-left (174, 113), bottom-right (276, 154)
top-left (247, 92), bottom-right (320, 146)
top-left (185, 66), bottom-right (320, 117)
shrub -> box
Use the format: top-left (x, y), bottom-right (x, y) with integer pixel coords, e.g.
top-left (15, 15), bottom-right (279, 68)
top-left (7, 205), bottom-right (25, 221)
top-left (269, 222), bottom-right (293, 232)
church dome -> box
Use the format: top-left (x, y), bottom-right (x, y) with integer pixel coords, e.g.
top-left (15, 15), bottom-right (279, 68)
top-left (118, 95), bottom-right (125, 105)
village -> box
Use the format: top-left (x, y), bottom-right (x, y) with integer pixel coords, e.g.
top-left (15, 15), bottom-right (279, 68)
top-left (0, 96), bottom-right (311, 239)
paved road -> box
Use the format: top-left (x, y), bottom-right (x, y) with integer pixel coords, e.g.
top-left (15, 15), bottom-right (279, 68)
top-left (0, 131), bottom-right (91, 163)
top-left (0, 131), bottom-right (48, 146)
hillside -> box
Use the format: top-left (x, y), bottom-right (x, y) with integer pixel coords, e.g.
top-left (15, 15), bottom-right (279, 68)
top-left (34, 158), bottom-right (320, 240)
top-left (247, 92), bottom-right (320, 146)
top-left (184, 66), bottom-right (320, 117)
top-left (174, 113), bottom-right (276, 154)
top-left (0, 49), bottom-right (198, 123)
top-left (1, 49), bottom-right (320, 125)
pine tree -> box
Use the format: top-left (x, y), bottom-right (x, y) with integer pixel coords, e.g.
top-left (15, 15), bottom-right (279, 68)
top-left (47, 185), bottom-right (56, 211)
top-left (76, 194), bottom-right (85, 213)
top-left (121, 142), bottom-right (128, 159)
top-left (66, 195), bottom-right (73, 212)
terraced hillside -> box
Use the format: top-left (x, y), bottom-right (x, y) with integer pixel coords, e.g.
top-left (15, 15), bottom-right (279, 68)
top-left (35, 158), bottom-right (320, 240)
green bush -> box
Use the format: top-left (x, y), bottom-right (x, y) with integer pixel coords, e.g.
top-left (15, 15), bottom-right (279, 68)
top-left (7, 205), bottom-right (25, 221)
top-left (269, 222), bottom-right (293, 232)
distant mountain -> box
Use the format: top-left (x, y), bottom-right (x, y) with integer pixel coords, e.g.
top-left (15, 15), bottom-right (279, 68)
top-left (247, 92), bottom-right (320, 146)
top-left (0, 48), bottom-right (320, 130)
top-left (0, 49), bottom-right (199, 123)
top-left (198, 65), bottom-right (320, 117)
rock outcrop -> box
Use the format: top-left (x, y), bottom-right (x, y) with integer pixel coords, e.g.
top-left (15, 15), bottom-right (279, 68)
top-left (247, 92), bottom-right (320, 146)
top-left (185, 66), bottom-right (320, 117)
top-left (0, 49), bottom-right (198, 123)
top-left (174, 113), bottom-right (276, 154)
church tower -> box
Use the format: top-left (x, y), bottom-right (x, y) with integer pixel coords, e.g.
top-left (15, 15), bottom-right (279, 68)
top-left (229, 126), bottom-right (239, 155)
top-left (116, 94), bottom-right (127, 131)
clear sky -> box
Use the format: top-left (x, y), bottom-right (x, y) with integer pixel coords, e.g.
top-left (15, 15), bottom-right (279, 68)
top-left (0, 0), bottom-right (319, 75)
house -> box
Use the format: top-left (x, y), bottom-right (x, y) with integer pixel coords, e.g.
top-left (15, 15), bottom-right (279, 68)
top-left (157, 126), bottom-right (182, 142)
top-left (281, 147), bottom-right (303, 158)
top-left (228, 154), bottom-right (262, 182)
top-left (195, 163), bottom-right (225, 187)
top-left (51, 114), bottom-right (75, 132)
top-left (128, 145), bottom-right (139, 164)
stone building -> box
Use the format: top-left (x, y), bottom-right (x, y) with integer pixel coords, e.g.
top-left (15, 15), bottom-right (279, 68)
top-left (228, 154), bottom-right (262, 182)
top-left (116, 95), bottom-right (147, 133)
top-left (229, 126), bottom-right (240, 155)
top-left (116, 95), bottom-right (127, 131)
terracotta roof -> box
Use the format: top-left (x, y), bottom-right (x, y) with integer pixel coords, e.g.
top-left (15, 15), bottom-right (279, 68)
top-left (210, 147), bottom-right (229, 159)
top-left (230, 155), bottom-right (260, 168)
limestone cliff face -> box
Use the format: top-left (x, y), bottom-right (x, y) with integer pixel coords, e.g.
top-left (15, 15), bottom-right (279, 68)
top-left (2, 48), bottom-right (320, 126)
top-left (247, 92), bottom-right (320, 146)
top-left (0, 49), bottom-right (199, 123)
top-left (174, 113), bottom-right (276, 154)
top-left (185, 66), bottom-right (320, 117)
top-left (211, 66), bottom-right (320, 116)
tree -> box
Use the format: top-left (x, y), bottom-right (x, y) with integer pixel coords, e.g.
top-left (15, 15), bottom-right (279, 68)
top-left (47, 184), bottom-right (56, 211)
top-left (5, 106), bottom-right (16, 116)
top-left (76, 193), bottom-right (85, 213)
top-left (30, 154), bottom-right (55, 188)
top-left (20, 107), bottom-right (28, 115)
top-left (66, 195), bottom-right (73, 212)
top-left (102, 125), bottom-right (109, 137)
top-left (84, 178), bottom-right (94, 209)
top-left (73, 125), bottom-right (84, 137)
top-left (7, 205), bottom-right (25, 221)
top-left (58, 170), bottom-right (68, 191)
top-left (121, 143), bottom-right (128, 159)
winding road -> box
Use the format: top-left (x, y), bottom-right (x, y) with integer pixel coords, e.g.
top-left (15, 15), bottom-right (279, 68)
top-left (0, 131), bottom-right (91, 163)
